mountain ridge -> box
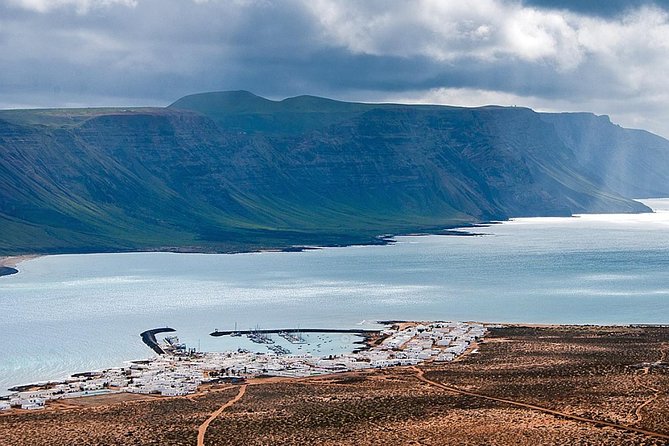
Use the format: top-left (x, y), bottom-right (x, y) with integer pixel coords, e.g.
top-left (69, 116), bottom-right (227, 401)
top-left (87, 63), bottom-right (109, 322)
top-left (1, 91), bottom-right (667, 255)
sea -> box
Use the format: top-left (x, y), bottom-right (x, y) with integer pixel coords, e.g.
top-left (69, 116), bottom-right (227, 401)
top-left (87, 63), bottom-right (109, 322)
top-left (1, 198), bottom-right (668, 395)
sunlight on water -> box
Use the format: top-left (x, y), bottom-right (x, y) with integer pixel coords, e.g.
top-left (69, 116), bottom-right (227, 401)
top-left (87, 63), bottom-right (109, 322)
top-left (1, 198), bottom-right (668, 394)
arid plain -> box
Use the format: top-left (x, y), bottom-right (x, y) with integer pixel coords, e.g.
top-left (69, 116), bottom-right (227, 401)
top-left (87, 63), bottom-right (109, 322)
top-left (2, 325), bottom-right (668, 446)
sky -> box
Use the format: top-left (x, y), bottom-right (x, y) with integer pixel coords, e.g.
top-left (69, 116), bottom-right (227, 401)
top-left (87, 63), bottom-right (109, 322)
top-left (2, 0), bottom-right (669, 137)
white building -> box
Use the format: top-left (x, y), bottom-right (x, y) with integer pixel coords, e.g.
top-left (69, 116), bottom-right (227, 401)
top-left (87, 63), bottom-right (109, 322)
top-left (21, 397), bottom-right (45, 410)
top-left (159, 386), bottom-right (189, 396)
top-left (435, 353), bottom-right (455, 362)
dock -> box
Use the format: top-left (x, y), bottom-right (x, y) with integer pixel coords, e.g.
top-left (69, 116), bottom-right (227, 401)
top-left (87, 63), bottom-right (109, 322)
top-left (210, 328), bottom-right (379, 337)
top-left (140, 327), bottom-right (177, 354)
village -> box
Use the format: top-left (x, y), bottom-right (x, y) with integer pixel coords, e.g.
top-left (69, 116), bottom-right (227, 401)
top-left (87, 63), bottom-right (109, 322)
top-left (0, 321), bottom-right (486, 412)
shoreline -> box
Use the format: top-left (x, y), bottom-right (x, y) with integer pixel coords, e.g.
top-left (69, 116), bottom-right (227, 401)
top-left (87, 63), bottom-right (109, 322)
top-left (0, 197), bottom-right (663, 266)
top-left (0, 223), bottom-right (486, 266)
top-left (0, 255), bottom-right (40, 268)
top-left (0, 255), bottom-right (40, 277)
top-left (5, 321), bottom-right (667, 399)
top-left (3, 315), bottom-right (666, 391)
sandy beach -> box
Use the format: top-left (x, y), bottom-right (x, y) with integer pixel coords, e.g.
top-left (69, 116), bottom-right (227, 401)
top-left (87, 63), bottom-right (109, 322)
top-left (0, 255), bottom-right (39, 269)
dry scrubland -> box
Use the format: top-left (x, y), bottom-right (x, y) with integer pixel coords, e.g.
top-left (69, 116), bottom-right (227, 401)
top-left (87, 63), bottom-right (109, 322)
top-left (2, 326), bottom-right (668, 446)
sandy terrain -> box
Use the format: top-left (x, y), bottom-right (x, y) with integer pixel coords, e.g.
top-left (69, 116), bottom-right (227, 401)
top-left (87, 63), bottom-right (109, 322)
top-left (2, 325), bottom-right (668, 445)
top-left (0, 255), bottom-right (39, 269)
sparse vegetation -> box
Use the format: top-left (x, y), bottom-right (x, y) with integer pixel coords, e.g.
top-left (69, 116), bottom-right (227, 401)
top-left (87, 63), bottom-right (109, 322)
top-left (2, 326), bottom-right (668, 445)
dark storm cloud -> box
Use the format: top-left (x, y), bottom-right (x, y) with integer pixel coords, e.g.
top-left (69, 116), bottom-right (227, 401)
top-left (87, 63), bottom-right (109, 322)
top-left (0, 0), bottom-right (326, 103)
top-left (522, 0), bottom-right (669, 17)
top-left (1, 0), bottom-right (669, 137)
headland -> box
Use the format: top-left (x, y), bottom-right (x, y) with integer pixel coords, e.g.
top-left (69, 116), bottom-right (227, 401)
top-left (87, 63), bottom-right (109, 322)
top-left (0, 255), bottom-right (39, 277)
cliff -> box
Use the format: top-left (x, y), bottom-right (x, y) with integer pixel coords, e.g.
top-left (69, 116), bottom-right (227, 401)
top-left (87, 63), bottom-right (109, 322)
top-left (0, 92), bottom-right (666, 254)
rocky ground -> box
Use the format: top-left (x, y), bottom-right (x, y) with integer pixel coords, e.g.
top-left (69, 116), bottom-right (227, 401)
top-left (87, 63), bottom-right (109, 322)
top-left (2, 325), bottom-right (668, 446)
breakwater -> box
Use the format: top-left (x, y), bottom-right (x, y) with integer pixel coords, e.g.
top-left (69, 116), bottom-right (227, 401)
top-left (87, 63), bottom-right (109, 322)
top-left (210, 328), bottom-right (379, 337)
top-left (140, 327), bottom-right (176, 354)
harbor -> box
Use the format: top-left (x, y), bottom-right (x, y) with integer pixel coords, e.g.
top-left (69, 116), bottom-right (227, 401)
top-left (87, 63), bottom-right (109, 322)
top-left (0, 321), bottom-right (487, 411)
top-left (140, 327), bottom-right (177, 355)
top-left (211, 327), bottom-right (380, 337)
top-left (212, 326), bottom-right (380, 354)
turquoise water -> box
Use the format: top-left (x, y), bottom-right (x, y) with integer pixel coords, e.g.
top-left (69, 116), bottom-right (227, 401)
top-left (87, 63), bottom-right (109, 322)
top-left (1, 198), bottom-right (668, 394)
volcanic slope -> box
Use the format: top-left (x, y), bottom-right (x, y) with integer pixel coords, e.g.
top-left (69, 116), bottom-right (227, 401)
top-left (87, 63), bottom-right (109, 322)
top-left (1, 91), bottom-right (667, 254)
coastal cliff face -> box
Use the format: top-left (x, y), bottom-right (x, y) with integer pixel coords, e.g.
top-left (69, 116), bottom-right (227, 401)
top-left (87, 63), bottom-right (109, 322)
top-left (0, 91), bottom-right (667, 255)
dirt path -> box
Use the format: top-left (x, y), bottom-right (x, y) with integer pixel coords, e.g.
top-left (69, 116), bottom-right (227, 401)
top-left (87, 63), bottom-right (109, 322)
top-left (631, 368), bottom-right (660, 424)
top-left (411, 366), bottom-right (669, 441)
top-left (196, 384), bottom-right (247, 446)
top-left (629, 343), bottom-right (668, 424)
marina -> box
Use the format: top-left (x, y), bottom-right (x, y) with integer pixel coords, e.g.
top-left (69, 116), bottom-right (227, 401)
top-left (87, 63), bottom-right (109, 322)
top-left (246, 330), bottom-right (274, 344)
top-left (212, 328), bottom-right (380, 337)
top-left (278, 331), bottom-right (307, 344)
top-left (0, 321), bottom-right (486, 411)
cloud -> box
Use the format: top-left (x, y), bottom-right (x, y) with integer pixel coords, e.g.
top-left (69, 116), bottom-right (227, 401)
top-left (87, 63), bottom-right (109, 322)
top-left (7, 0), bottom-right (136, 14)
top-left (301, 1), bottom-right (669, 136)
top-left (305, 1), bottom-right (587, 70)
top-left (305, 1), bottom-right (668, 76)
top-left (1, 0), bottom-right (669, 138)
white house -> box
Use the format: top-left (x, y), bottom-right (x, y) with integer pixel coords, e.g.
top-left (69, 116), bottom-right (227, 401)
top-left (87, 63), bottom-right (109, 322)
top-left (21, 397), bottom-right (45, 410)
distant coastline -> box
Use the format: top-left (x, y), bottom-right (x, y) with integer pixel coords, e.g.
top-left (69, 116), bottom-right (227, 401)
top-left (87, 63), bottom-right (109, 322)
top-left (0, 223), bottom-right (490, 267)
top-left (0, 267), bottom-right (18, 277)
top-left (0, 201), bottom-right (660, 273)
top-left (0, 255), bottom-right (40, 277)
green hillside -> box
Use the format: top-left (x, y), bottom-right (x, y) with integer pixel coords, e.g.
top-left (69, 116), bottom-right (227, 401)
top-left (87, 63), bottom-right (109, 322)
top-left (1, 92), bottom-right (666, 255)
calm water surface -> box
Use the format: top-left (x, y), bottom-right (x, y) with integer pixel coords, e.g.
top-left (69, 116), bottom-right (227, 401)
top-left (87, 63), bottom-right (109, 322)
top-left (1, 198), bottom-right (668, 393)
